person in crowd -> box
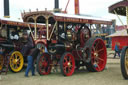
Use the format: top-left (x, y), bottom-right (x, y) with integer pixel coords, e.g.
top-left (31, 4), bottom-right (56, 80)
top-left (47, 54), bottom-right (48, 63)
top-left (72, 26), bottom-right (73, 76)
top-left (114, 42), bottom-right (120, 58)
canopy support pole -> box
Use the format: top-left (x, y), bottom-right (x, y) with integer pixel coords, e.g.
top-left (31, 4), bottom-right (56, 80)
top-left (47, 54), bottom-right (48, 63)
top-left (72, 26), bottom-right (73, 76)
top-left (114, 10), bottom-right (125, 29)
top-left (34, 19), bottom-right (37, 40)
top-left (27, 24), bottom-right (34, 39)
top-left (46, 19), bottom-right (49, 40)
top-left (126, 7), bottom-right (128, 29)
top-left (49, 21), bottom-right (57, 40)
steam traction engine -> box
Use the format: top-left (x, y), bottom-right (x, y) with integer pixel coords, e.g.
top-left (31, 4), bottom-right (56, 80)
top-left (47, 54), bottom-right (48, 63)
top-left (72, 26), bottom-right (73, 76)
top-left (22, 11), bottom-right (111, 76)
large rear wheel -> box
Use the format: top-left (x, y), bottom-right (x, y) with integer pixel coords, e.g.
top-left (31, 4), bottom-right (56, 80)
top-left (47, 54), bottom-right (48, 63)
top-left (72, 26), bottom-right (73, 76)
top-left (60, 52), bottom-right (75, 76)
top-left (121, 46), bottom-right (128, 79)
top-left (9, 51), bottom-right (24, 72)
top-left (37, 53), bottom-right (52, 75)
top-left (85, 38), bottom-right (107, 72)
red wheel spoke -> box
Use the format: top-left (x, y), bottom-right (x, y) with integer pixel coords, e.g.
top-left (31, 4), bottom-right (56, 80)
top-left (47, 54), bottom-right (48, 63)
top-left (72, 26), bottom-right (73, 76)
top-left (68, 66), bottom-right (71, 72)
top-left (64, 57), bottom-right (68, 62)
top-left (97, 48), bottom-right (104, 53)
top-left (63, 66), bottom-right (68, 72)
top-left (69, 58), bottom-right (72, 63)
top-left (63, 62), bottom-right (68, 66)
top-left (97, 57), bottom-right (104, 62)
top-left (92, 46), bottom-right (95, 52)
top-left (95, 64), bottom-right (100, 70)
top-left (95, 41), bottom-right (100, 50)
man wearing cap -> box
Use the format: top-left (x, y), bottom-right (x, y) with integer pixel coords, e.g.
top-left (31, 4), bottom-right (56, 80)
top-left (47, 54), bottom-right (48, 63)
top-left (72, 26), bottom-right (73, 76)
top-left (21, 31), bottom-right (40, 77)
top-left (25, 48), bottom-right (40, 77)
top-left (21, 31), bottom-right (34, 56)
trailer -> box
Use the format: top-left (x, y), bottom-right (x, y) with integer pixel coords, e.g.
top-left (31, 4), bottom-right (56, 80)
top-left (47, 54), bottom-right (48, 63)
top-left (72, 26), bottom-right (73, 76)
top-left (0, 18), bottom-right (45, 73)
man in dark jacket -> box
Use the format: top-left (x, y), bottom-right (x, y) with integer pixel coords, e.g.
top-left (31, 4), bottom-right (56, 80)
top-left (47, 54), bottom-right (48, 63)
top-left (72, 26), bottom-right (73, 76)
top-left (20, 31), bottom-right (38, 77)
top-left (21, 31), bottom-right (34, 56)
top-left (25, 48), bottom-right (40, 77)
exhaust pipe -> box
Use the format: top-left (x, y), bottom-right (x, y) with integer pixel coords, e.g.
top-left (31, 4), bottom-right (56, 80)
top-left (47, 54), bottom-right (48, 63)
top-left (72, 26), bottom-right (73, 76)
top-left (55, 0), bottom-right (59, 9)
top-left (4, 0), bottom-right (10, 18)
top-left (54, 0), bottom-right (60, 12)
top-left (75, 0), bottom-right (79, 15)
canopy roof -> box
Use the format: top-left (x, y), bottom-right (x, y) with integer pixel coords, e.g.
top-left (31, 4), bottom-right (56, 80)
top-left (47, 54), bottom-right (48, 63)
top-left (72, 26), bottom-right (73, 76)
top-left (107, 29), bottom-right (128, 37)
top-left (22, 11), bottom-right (112, 25)
top-left (109, 0), bottom-right (128, 16)
top-left (0, 18), bottom-right (44, 28)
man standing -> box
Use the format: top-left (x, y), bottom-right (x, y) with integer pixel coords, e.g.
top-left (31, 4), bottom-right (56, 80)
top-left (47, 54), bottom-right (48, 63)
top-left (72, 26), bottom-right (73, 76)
top-left (25, 48), bottom-right (40, 77)
top-left (21, 31), bottom-right (34, 56)
top-left (114, 42), bottom-right (120, 58)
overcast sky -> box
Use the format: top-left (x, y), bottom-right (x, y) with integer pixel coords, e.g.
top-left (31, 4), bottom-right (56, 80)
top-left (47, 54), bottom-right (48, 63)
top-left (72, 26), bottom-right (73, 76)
top-left (0, 0), bottom-right (126, 25)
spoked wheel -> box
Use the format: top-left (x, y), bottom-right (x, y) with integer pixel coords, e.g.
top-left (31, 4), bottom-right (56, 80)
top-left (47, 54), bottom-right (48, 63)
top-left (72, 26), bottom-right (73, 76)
top-left (80, 26), bottom-right (91, 47)
top-left (9, 51), bottom-right (24, 72)
top-left (60, 52), bottom-right (75, 76)
top-left (121, 46), bottom-right (128, 79)
top-left (85, 38), bottom-right (107, 72)
top-left (0, 55), bottom-right (4, 71)
top-left (37, 53), bottom-right (52, 75)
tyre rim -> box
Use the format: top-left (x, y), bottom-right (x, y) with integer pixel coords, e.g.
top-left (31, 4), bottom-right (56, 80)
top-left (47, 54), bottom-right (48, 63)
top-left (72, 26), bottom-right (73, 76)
top-left (91, 39), bottom-right (107, 71)
top-left (10, 51), bottom-right (24, 72)
top-left (125, 49), bottom-right (128, 74)
top-left (62, 53), bottom-right (75, 76)
top-left (38, 53), bottom-right (52, 75)
top-left (0, 55), bottom-right (4, 70)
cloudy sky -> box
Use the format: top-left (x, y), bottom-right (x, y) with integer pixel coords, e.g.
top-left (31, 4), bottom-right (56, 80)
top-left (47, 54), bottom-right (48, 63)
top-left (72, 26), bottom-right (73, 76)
top-left (0, 0), bottom-right (126, 25)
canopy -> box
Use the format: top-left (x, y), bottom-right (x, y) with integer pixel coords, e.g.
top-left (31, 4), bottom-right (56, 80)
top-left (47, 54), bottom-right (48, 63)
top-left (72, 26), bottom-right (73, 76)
top-left (22, 11), bottom-right (112, 25)
top-left (0, 18), bottom-right (44, 28)
top-left (109, 0), bottom-right (128, 16)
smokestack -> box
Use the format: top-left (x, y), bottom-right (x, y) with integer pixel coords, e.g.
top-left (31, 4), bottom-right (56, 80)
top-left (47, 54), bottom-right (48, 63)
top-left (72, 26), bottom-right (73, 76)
top-left (4, 0), bottom-right (10, 18)
top-left (55, 0), bottom-right (59, 9)
top-left (75, 0), bottom-right (79, 15)
top-left (54, 0), bottom-right (60, 12)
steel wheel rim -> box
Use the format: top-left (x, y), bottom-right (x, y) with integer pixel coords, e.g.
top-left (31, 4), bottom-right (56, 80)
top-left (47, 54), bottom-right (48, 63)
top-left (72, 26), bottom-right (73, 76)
top-left (0, 55), bottom-right (4, 70)
top-left (62, 53), bottom-right (75, 76)
top-left (39, 53), bottom-right (52, 75)
top-left (10, 51), bottom-right (24, 72)
top-left (91, 39), bottom-right (107, 71)
top-left (125, 49), bottom-right (128, 75)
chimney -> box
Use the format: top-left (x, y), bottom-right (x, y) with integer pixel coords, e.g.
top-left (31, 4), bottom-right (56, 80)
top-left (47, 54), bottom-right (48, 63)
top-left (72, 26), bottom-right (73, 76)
top-left (4, 0), bottom-right (10, 18)
top-left (54, 0), bottom-right (60, 12)
top-left (55, 0), bottom-right (59, 9)
top-left (75, 0), bottom-right (79, 15)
